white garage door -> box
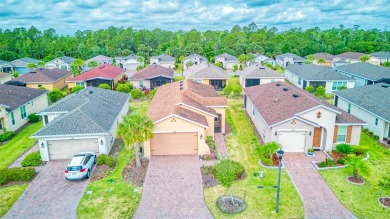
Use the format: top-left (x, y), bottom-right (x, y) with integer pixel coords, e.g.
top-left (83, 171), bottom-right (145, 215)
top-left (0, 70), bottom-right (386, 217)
top-left (278, 131), bottom-right (306, 152)
top-left (47, 138), bottom-right (99, 160)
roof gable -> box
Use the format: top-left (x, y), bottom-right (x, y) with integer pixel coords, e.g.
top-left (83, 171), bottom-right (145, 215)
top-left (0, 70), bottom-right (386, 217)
top-left (67, 64), bottom-right (123, 82)
top-left (184, 62), bottom-right (229, 79)
top-left (0, 84), bottom-right (47, 111)
top-left (241, 64), bottom-right (284, 78)
top-left (335, 62), bottom-right (390, 81)
top-left (286, 64), bottom-right (353, 81)
top-left (130, 64), bottom-right (174, 80)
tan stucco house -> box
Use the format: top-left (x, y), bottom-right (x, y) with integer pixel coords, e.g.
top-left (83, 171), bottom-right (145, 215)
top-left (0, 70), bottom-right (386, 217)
top-left (244, 82), bottom-right (366, 153)
top-left (214, 53), bottom-right (239, 70)
top-left (13, 68), bottom-right (72, 90)
top-left (184, 62), bottom-right (229, 90)
top-left (0, 84), bottom-right (48, 133)
top-left (144, 80), bottom-right (227, 157)
top-left (130, 64), bottom-right (174, 90)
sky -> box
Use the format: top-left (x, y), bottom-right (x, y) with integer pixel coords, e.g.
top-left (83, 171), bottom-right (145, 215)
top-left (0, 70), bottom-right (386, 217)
top-left (0, 0), bottom-right (389, 35)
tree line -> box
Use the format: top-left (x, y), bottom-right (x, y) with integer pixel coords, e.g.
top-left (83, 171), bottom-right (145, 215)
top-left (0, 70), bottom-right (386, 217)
top-left (0, 23), bottom-right (389, 63)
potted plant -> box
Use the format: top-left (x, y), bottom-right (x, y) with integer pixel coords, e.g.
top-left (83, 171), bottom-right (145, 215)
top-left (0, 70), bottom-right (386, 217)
top-left (307, 148), bottom-right (315, 156)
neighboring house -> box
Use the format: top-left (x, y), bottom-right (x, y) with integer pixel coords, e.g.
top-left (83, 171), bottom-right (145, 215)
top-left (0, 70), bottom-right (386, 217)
top-left (115, 54), bottom-right (143, 70)
top-left (0, 60), bottom-right (14, 73)
top-left (275, 53), bottom-right (305, 68)
top-left (334, 52), bottom-right (380, 65)
top-left (0, 72), bottom-right (12, 84)
top-left (332, 59), bottom-right (349, 69)
top-left (143, 80), bottom-right (227, 157)
top-left (239, 64), bottom-right (285, 88)
top-left (150, 54), bottom-right (176, 69)
top-left (83, 55), bottom-right (113, 72)
top-left (311, 53), bottom-right (335, 67)
top-left (263, 58), bottom-right (276, 67)
top-left (32, 87), bottom-right (129, 161)
top-left (285, 64), bottom-right (355, 93)
top-left (244, 82), bottom-right (365, 152)
top-left (335, 62), bottom-right (390, 87)
top-left (13, 68), bottom-right (72, 90)
top-left (67, 64), bottom-right (125, 90)
top-left (0, 84), bottom-right (48, 133)
top-left (45, 56), bottom-right (75, 71)
top-left (370, 51), bottom-right (390, 64)
top-left (214, 53), bottom-right (239, 70)
top-left (184, 62), bottom-right (229, 90)
top-left (10, 57), bottom-right (40, 74)
top-left (183, 54), bottom-right (208, 70)
top-left (334, 83), bottom-right (390, 140)
top-left (129, 64), bottom-right (174, 90)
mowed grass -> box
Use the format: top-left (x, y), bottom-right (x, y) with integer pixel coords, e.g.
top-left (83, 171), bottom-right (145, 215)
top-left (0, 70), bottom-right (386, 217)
top-left (0, 121), bottom-right (42, 169)
top-left (204, 98), bottom-right (304, 218)
top-left (0, 184), bottom-right (28, 217)
top-left (319, 133), bottom-right (390, 218)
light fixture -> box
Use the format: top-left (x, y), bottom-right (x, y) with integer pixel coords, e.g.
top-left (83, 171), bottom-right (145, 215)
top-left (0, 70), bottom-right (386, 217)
top-left (41, 142), bottom-right (44, 148)
top-left (309, 131), bottom-right (312, 136)
top-left (100, 140), bottom-right (103, 145)
top-left (274, 131), bottom-right (277, 136)
top-left (276, 148), bottom-right (284, 160)
top-left (200, 134), bottom-right (203, 139)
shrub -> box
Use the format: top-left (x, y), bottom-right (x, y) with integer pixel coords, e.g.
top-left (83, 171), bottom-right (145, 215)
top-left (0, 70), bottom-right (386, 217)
top-left (315, 86), bottom-right (326, 97)
top-left (337, 158), bottom-right (346, 165)
top-left (0, 131), bottom-right (14, 142)
top-left (259, 141), bottom-right (280, 159)
top-left (326, 158), bottom-right (335, 166)
top-left (48, 89), bottom-right (64, 103)
top-left (338, 85), bottom-right (347, 90)
top-left (21, 151), bottom-right (42, 167)
top-left (223, 85), bottom-right (233, 95)
top-left (38, 86), bottom-right (47, 90)
top-left (352, 146), bottom-right (369, 156)
top-left (373, 135), bottom-right (379, 140)
top-left (304, 85), bottom-right (314, 93)
top-left (346, 154), bottom-right (371, 178)
top-left (318, 161), bottom-right (327, 168)
top-left (206, 136), bottom-right (216, 150)
top-left (72, 85), bottom-right (84, 93)
top-left (131, 89), bottom-right (144, 99)
top-left (28, 113), bottom-right (40, 123)
top-left (0, 167), bottom-right (36, 185)
top-left (261, 158), bottom-right (273, 166)
top-left (116, 83), bottom-right (131, 93)
top-left (97, 154), bottom-right (114, 167)
top-left (98, 83), bottom-right (111, 90)
top-left (232, 85), bottom-right (242, 96)
top-left (147, 88), bottom-right (157, 99)
top-left (336, 143), bottom-right (353, 154)
top-left (213, 159), bottom-right (245, 180)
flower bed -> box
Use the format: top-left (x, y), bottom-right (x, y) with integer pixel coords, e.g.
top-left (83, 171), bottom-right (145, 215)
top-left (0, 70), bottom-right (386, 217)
top-left (378, 197), bottom-right (390, 209)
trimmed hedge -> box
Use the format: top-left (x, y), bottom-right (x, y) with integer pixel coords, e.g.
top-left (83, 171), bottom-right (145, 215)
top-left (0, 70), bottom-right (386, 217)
top-left (352, 146), bottom-right (369, 156)
top-left (21, 151), bottom-right (42, 167)
top-left (336, 143), bottom-right (353, 154)
top-left (0, 131), bottom-right (14, 142)
top-left (131, 89), bottom-right (144, 99)
top-left (97, 154), bottom-right (114, 167)
top-left (0, 167), bottom-right (36, 185)
top-left (213, 160), bottom-right (245, 180)
top-left (28, 113), bottom-right (40, 123)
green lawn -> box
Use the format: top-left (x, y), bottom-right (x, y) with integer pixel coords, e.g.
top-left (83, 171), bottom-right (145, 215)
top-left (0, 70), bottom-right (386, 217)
top-left (204, 98), bottom-right (304, 218)
top-left (0, 184), bottom-right (28, 217)
top-left (275, 64), bottom-right (284, 73)
top-left (319, 133), bottom-right (390, 218)
top-left (0, 122), bottom-right (42, 169)
top-left (174, 75), bottom-right (185, 81)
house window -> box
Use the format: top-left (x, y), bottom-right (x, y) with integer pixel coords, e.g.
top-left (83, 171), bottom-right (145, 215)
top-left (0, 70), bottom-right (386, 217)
top-left (298, 77), bottom-right (302, 85)
top-left (337, 126), bottom-right (347, 142)
top-left (347, 103), bottom-right (351, 113)
top-left (332, 81), bottom-right (347, 91)
top-left (139, 81), bottom-right (144, 88)
top-left (251, 105), bottom-right (255, 117)
top-left (0, 121), bottom-right (3, 130)
top-left (38, 84), bottom-right (42, 88)
top-left (271, 79), bottom-right (275, 82)
top-left (20, 105), bottom-right (27, 119)
top-left (194, 79), bottom-right (203, 83)
top-left (375, 118), bottom-right (378, 126)
top-left (76, 82), bottom-right (85, 88)
top-left (31, 100), bottom-right (34, 107)
top-left (11, 112), bottom-right (15, 125)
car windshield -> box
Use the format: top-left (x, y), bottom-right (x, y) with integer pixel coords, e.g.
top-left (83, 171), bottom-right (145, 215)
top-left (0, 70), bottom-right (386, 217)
top-left (67, 166), bottom-right (82, 171)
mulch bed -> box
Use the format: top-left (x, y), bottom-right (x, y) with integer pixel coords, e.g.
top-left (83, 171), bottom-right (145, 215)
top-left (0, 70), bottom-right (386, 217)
top-left (328, 151), bottom-right (345, 166)
top-left (90, 139), bottom-right (122, 182)
top-left (201, 166), bottom-right (219, 188)
top-left (379, 197), bottom-right (390, 209)
top-left (347, 176), bottom-right (365, 185)
top-left (199, 146), bottom-right (218, 161)
top-left (123, 158), bottom-right (149, 187)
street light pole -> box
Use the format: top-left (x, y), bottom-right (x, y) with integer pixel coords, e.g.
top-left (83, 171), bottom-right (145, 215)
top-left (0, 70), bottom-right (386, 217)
top-left (275, 148), bottom-right (284, 213)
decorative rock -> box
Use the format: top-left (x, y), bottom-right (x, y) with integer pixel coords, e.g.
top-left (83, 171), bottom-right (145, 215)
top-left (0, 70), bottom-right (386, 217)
top-left (216, 196), bottom-right (246, 214)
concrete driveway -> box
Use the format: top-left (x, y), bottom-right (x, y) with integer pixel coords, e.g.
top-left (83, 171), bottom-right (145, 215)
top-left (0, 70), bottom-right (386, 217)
top-left (4, 160), bottom-right (93, 219)
top-left (133, 155), bottom-right (213, 219)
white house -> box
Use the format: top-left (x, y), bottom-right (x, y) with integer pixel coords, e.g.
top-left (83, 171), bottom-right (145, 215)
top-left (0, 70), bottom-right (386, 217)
top-left (115, 55), bottom-right (143, 70)
top-left (275, 53), bottom-right (305, 68)
top-left (83, 55), bottom-right (113, 72)
top-left (214, 53), bottom-right (239, 70)
top-left (150, 54), bottom-right (176, 69)
top-left (0, 72), bottom-right (12, 84)
top-left (183, 54), bottom-right (208, 70)
top-left (45, 56), bottom-right (75, 71)
top-left (335, 62), bottom-right (390, 87)
top-left (370, 51), bottom-right (390, 64)
top-left (239, 64), bottom-right (285, 88)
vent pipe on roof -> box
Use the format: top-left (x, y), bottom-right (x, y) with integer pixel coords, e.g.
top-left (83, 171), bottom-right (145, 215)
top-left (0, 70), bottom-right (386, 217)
top-left (293, 94), bottom-right (300, 98)
top-left (283, 87), bottom-right (289, 91)
top-left (382, 84), bottom-right (389, 88)
top-left (276, 83), bottom-right (281, 86)
top-left (88, 90), bottom-right (93, 94)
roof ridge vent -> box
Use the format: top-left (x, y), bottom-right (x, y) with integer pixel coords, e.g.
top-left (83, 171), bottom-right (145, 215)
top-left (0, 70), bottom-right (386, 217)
top-left (293, 94), bottom-right (300, 98)
top-left (381, 84), bottom-right (389, 88)
top-left (283, 87), bottom-right (289, 91)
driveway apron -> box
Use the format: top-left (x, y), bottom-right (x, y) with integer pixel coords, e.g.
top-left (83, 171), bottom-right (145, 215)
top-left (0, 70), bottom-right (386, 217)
top-left (133, 155), bottom-right (213, 219)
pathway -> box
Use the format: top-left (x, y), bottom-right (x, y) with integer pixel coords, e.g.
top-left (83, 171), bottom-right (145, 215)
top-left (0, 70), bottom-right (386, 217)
top-left (214, 133), bottom-right (228, 158)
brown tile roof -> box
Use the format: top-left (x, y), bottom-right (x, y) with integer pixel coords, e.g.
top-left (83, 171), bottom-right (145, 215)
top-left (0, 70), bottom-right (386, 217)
top-left (312, 52), bottom-right (335, 60)
top-left (336, 52), bottom-right (366, 60)
top-left (15, 68), bottom-right (72, 83)
top-left (130, 64), bottom-right (174, 80)
top-left (184, 62), bottom-right (229, 80)
top-left (147, 80), bottom-right (227, 126)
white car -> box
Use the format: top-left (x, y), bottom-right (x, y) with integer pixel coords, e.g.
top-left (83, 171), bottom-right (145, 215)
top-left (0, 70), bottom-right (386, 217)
top-left (64, 152), bottom-right (96, 180)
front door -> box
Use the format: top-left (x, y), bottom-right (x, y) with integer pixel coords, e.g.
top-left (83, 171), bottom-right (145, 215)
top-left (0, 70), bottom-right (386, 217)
top-left (312, 127), bottom-right (322, 148)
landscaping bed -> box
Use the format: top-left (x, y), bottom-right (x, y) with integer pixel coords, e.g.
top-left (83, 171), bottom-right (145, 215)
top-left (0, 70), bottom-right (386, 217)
top-left (90, 139), bottom-right (121, 182)
top-left (123, 158), bottom-right (149, 187)
top-left (201, 162), bottom-right (247, 189)
top-left (378, 197), bottom-right (390, 209)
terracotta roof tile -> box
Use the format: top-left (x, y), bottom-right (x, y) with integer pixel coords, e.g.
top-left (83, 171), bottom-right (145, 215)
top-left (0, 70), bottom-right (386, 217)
top-left (130, 64), bottom-right (174, 80)
top-left (67, 64), bottom-right (123, 82)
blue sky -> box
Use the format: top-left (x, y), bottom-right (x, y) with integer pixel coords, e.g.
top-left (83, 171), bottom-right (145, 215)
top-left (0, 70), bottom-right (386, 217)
top-left (0, 0), bottom-right (389, 35)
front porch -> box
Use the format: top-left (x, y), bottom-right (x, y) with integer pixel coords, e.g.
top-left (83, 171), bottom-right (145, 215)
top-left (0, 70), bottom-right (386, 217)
top-left (209, 79), bottom-right (227, 91)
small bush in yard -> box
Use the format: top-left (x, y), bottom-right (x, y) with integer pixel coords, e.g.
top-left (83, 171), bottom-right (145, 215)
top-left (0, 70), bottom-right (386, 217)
top-left (97, 154), bottom-right (114, 167)
top-left (318, 161), bottom-right (327, 168)
top-left (326, 158), bottom-right (335, 166)
top-left (261, 158), bottom-right (273, 166)
top-left (336, 143), bottom-right (353, 154)
top-left (28, 113), bottom-right (40, 123)
top-left (0, 167), bottom-right (36, 185)
top-left (0, 131), bottom-right (14, 142)
top-left (373, 135), bottom-right (379, 140)
top-left (206, 136), bottom-right (216, 149)
top-left (223, 85), bottom-right (233, 95)
top-left (352, 146), bottom-right (369, 156)
top-left (213, 160), bottom-right (245, 180)
top-left (130, 89), bottom-right (144, 99)
top-left (337, 158), bottom-right (346, 165)
top-left (22, 151), bottom-right (42, 167)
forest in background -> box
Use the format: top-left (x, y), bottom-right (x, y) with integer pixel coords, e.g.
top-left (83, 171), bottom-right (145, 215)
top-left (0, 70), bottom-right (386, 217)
top-left (0, 23), bottom-right (389, 63)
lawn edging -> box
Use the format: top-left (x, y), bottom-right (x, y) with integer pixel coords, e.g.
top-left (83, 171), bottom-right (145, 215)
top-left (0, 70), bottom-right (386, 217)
top-left (258, 159), bottom-right (285, 169)
top-left (313, 152), bottom-right (369, 170)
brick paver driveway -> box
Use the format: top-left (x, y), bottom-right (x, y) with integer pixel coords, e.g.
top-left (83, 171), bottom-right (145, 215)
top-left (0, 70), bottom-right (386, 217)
top-left (133, 155), bottom-right (213, 219)
top-left (283, 152), bottom-right (356, 219)
top-left (4, 160), bottom-right (92, 219)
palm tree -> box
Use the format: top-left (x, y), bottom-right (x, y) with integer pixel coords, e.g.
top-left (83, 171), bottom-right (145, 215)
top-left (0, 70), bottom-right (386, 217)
top-left (317, 58), bottom-right (326, 65)
top-left (117, 112), bottom-right (153, 167)
top-left (345, 155), bottom-right (371, 179)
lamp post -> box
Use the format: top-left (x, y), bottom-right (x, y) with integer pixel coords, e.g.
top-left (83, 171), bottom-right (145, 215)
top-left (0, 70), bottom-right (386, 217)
top-left (275, 148), bottom-right (284, 213)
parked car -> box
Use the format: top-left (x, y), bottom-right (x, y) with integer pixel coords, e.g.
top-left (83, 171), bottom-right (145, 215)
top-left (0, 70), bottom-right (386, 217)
top-left (64, 152), bottom-right (96, 180)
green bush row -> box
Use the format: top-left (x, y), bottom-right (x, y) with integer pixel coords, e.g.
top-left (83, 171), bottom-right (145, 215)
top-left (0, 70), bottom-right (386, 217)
top-left (0, 167), bottom-right (36, 185)
top-left (97, 154), bottom-right (114, 167)
top-left (21, 151), bottom-right (42, 167)
top-left (0, 131), bottom-right (14, 142)
top-left (28, 113), bottom-right (40, 123)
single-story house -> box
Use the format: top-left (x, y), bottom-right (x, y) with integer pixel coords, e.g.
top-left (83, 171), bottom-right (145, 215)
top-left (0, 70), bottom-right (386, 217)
top-left (311, 52), bottom-right (335, 67)
top-left (275, 53), bottom-right (305, 68)
top-left (239, 64), bottom-right (285, 88)
top-left (332, 59), bottom-right (349, 69)
top-left (115, 55), bottom-right (143, 70)
top-left (214, 53), bottom-right (239, 70)
top-left (285, 64), bottom-right (355, 93)
top-left (334, 83), bottom-right (390, 140)
top-left (32, 87), bottom-right (129, 161)
top-left (370, 51), bottom-right (390, 64)
top-left (144, 80), bottom-right (227, 157)
top-left (10, 58), bottom-right (40, 74)
top-left (45, 56), bottom-right (75, 71)
top-left (183, 54), bottom-right (208, 70)
top-left (0, 72), bottom-right (12, 84)
top-left (335, 62), bottom-right (390, 87)
top-left (244, 82), bottom-right (365, 152)
top-left (66, 64), bottom-right (125, 90)
top-left (129, 64), bottom-right (174, 90)
top-left (0, 60), bottom-right (14, 73)
top-left (334, 52), bottom-right (380, 65)
top-left (0, 84), bottom-right (48, 133)
top-left (13, 68), bottom-right (72, 90)
top-left (263, 58), bottom-right (276, 67)
top-left (83, 55), bottom-right (113, 72)
top-left (247, 53), bottom-right (270, 66)
top-left (150, 54), bottom-right (176, 69)
top-left (184, 62), bottom-right (229, 90)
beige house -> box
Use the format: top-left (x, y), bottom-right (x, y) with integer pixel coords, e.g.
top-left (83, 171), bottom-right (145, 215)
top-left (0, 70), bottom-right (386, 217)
top-left (45, 56), bottom-right (75, 71)
top-left (0, 84), bottom-right (48, 133)
top-left (14, 68), bottom-right (72, 90)
top-left (334, 52), bottom-right (380, 65)
top-left (244, 82), bottom-right (366, 152)
top-left (214, 53), bottom-right (239, 70)
top-left (311, 52), bottom-right (335, 67)
top-left (150, 54), bottom-right (176, 69)
top-left (130, 64), bottom-right (174, 90)
top-left (184, 62), bottom-right (229, 90)
top-left (0, 72), bottom-right (12, 84)
top-left (240, 64), bottom-right (285, 88)
top-left (144, 80), bottom-right (227, 157)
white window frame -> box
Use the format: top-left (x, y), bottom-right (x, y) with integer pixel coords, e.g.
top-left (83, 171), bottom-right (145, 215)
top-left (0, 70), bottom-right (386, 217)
top-left (332, 81), bottom-right (347, 91)
top-left (337, 126), bottom-right (347, 143)
top-left (251, 105), bottom-right (255, 118)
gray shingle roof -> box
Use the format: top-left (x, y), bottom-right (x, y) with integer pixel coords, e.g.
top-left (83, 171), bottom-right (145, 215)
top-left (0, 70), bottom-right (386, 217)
top-left (275, 53), bottom-right (305, 61)
top-left (33, 87), bottom-right (129, 137)
top-left (11, 58), bottom-right (40, 67)
top-left (370, 51), bottom-right (390, 59)
top-left (15, 68), bottom-right (72, 83)
top-left (150, 54), bottom-right (176, 62)
top-left (85, 55), bottom-right (113, 64)
top-left (215, 53), bottom-right (238, 61)
top-left (184, 54), bottom-right (208, 62)
top-left (241, 64), bottom-right (284, 78)
top-left (0, 72), bottom-right (10, 78)
top-left (0, 84), bottom-right (47, 111)
top-left (0, 60), bottom-right (13, 66)
top-left (335, 62), bottom-right (390, 81)
top-left (184, 62), bottom-right (229, 79)
top-left (286, 64), bottom-right (353, 81)
top-left (312, 53), bottom-right (335, 60)
top-left (115, 54), bottom-right (138, 60)
top-left (336, 52), bottom-right (366, 60)
top-left (334, 83), bottom-right (390, 122)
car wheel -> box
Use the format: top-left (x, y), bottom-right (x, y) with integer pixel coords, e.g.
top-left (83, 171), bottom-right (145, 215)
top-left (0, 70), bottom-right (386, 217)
top-left (87, 170), bottom-right (90, 179)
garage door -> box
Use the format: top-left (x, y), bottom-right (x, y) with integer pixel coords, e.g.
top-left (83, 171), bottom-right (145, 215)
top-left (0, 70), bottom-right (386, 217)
top-left (151, 132), bottom-right (198, 155)
top-left (245, 79), bottom-right (260, 87)
top-left (278, 131), bottom-right (306, 152)
top-left (47, 138), bottom-right (99, 160)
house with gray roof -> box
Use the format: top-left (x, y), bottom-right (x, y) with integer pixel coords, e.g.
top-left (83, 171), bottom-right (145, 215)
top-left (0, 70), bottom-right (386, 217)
top-left (150, 54), bottom-right (176, 69)
top-left (13, 68), bottom-right (72, 91)
top-left (83, 55), bottom-right (113, 72)
top-left (115, 54), bottom-right (143, 71)
top-left (0, 84), bottom-right (48, 133)
top-left (0, 72), bottom-right (12, 84)
top-left (214, 53), bottom-right (239, 70)
top-left (0, 60), bottom-right (15, 73)
top-left (286, 64), bottom-right (355, 93)
top-left (11, 57), bottom-right (40, 74)
top-left (184, 62), bottom-right (229, 90)
top-left (183, 54), bottom-right (208, 70)
top-left (334, 52), bottom-right (380, 65)
top-left (275, 53), bottom-right (305, 68)
top-left (335, 62), bottom-right (390, 87)
top-left (240, 64), bottom-right (285, 88)
top-left (311, 52), bottom-right (335, 67)
top-left (32, 87), bottom-right (129, 161)
top-left (370, 51), bottom-right (390, 64)
top-left (334, 83), bottom-right (390, 140)
top-left (45, 56), bottom-right (75, 71)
